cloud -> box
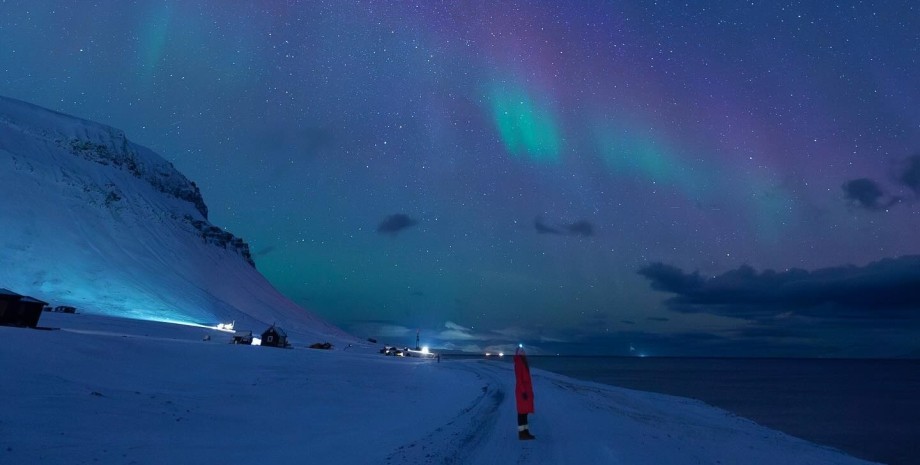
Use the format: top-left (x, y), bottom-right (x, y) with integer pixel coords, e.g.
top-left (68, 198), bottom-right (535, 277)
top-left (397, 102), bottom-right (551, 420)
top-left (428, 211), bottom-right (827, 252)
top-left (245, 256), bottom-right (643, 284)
top-left (840, 153), bottom-right (920, 211)
top-left (438, 329), bottom-right (481, 341)
top-left (565, 220), bottom-right (594, 237)
top-left (538, 335), bottom-right (569, 343)
top-left (376, 213), bottom-right (417, 235)
top-left (534, 217), bottom-right (595, 236)
top-left (444, 321), bottom-right (468, 331)
top-left (842, 178), bottom-right (896, 210)
top-left (437, 321), bottom-right (484, 341)
top-left (637, 256), bottom-right (920, 319)
top-left (489, 326), bottom-right (535, 341)
top-left (897, 154), bottom-right (920, 195)
top-left (253, 245), bottom-right (275, 257)
top-left (349, 322), bottom-right (413, 339)
top-left (435, 324), bottom-right (558, 352)
top-left (430, 322), bottom-right (562, 351)
top-left (534, 217), bottom-right (561, 234)
top-left (441, 342), bottom-right (485, 353)
top-left (637, 262), bottom-right (704, 295)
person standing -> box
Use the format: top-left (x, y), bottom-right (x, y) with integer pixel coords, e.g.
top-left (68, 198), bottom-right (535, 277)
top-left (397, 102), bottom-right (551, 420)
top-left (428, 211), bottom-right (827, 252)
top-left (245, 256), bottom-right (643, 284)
top-left (514, 345), bottom-right (536, 440)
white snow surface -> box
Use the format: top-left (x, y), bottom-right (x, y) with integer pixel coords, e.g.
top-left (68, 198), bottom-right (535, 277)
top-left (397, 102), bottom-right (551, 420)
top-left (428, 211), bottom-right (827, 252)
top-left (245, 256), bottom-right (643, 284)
top-left (1, 313), bottom-right (877, 465)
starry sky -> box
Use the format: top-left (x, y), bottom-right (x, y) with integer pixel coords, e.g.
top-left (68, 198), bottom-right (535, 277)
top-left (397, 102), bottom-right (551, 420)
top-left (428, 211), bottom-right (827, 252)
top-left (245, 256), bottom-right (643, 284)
top-left (3, 1), bottom-right (919, 357)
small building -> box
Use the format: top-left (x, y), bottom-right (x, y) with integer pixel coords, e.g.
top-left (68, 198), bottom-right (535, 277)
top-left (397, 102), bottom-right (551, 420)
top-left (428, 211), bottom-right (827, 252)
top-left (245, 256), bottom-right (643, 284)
top-left (0, 288), bottom-right (47, 328)
top-left (231, 330), bottom-right (253, 345)
top-left (260, 325), bottom-right (288, 348)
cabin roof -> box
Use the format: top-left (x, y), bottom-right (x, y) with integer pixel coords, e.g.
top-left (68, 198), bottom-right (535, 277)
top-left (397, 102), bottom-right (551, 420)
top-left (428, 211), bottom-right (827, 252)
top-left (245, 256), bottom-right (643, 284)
top-left (0, 288), bottom-right (21, 298)
top-left (265, 325), bottom-right (287, 337)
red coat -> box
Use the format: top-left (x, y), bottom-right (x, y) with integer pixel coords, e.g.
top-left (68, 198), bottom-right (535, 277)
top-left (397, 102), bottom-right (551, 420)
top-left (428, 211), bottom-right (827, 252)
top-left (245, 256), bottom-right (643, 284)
top-left (514, 350), bottom-right (534, 414)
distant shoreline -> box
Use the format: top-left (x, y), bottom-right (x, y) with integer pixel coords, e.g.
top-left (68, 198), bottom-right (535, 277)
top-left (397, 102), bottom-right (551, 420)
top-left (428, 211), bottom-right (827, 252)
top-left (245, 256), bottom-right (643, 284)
top-left (439, 353), bottom-right (919, 361)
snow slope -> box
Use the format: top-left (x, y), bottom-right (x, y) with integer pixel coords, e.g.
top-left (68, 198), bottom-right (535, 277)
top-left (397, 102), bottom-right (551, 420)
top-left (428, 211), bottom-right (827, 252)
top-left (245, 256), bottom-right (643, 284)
top-left (0, 313), bottom-right (877, 465)
top-left (0, 95), bottom-right (349, 344)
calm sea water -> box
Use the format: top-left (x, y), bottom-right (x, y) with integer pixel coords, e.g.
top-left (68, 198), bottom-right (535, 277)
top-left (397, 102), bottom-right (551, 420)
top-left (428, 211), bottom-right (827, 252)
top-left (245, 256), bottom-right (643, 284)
top-left (448, 356), bottom-right (920, 465)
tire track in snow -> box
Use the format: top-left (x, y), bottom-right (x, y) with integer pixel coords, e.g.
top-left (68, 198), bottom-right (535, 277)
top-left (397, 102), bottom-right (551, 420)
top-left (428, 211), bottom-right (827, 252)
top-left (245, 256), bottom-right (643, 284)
top-left (384, 361), bottom-right (505, 465)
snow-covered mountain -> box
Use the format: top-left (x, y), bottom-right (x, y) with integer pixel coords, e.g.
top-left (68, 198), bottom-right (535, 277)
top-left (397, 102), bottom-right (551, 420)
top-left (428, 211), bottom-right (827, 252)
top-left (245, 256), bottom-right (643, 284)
top-left (0, 95), bottom-right (350, 343)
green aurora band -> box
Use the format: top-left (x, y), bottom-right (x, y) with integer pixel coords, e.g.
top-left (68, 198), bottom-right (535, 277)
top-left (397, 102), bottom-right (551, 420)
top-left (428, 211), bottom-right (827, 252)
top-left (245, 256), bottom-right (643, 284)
top-left (593, 123), bottom-right (703, 196)
top-left (488, 82), bottom-right (561, 163)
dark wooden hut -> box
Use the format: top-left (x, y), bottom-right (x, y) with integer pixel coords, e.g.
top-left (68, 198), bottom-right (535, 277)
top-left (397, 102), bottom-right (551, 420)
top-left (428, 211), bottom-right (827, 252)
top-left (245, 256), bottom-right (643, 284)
top-left (260, 325), bottom-right (288, 348)
top-left (0, 288), bottom-right (47, 328)
top-left (231, 330), bottom-right (253, 345)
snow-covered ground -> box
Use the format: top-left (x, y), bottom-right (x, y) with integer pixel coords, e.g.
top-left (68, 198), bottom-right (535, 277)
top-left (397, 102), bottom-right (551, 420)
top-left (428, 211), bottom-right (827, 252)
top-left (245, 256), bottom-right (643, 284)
top-left (1, 313), bottom-right (877, 465)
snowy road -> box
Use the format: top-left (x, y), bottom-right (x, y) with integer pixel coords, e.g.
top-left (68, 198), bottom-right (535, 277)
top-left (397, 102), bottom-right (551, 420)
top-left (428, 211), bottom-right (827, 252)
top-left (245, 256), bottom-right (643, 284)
top-left (385, 360), bottom-right (557, 465)
top-left (382, 359), bottom-right (654, 464)
top-left (384, 359), bottom-right (878, 465)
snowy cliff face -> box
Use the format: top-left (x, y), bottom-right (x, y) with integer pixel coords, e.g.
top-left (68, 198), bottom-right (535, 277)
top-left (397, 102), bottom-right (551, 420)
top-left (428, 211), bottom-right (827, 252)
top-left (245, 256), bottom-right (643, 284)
top-left (0, 95), bottom-right (349, 343)
top-left (66, 138), bottom-right (210, 219)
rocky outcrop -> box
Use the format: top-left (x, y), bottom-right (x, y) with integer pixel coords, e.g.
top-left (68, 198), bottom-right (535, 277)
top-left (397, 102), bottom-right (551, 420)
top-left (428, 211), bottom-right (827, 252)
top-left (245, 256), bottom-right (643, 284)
top-left (65, 137), bottom-right (209, 219)
top-left (0, 95), bottom-right (257, 268)
top-left (187, 216), bottom-right (255, 267)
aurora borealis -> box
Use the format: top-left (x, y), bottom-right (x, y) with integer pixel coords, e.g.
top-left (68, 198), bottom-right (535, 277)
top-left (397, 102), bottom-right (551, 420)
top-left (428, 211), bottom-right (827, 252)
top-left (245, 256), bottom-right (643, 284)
top-left (3, 1), bottom-right (918, 356)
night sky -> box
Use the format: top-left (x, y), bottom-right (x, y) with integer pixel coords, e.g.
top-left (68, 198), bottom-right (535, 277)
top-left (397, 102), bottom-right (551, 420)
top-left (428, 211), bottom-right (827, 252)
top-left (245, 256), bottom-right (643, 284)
top-left (3, 1), bottom-right (918, 357)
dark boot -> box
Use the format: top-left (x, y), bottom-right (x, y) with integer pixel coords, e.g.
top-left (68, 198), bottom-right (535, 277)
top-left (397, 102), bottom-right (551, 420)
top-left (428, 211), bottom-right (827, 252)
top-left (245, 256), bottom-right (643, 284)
top-left (518, 429), bottom-right (536, 440)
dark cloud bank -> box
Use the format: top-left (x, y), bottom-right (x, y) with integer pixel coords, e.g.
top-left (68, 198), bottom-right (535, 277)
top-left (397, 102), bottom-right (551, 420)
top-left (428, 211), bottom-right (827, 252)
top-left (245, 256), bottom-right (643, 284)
top-left (534, 217), bottom-right (594, 237)
top-left (898, 154), bottom-right (920, 195)
top-left (376, 214), bottom-right (417, 235)
top-left (842, 178), bottom-right (897, 211)
top-left (638, 255), bottom-right (920, 319)
top-left (841, 153), bottom-right (920, 210)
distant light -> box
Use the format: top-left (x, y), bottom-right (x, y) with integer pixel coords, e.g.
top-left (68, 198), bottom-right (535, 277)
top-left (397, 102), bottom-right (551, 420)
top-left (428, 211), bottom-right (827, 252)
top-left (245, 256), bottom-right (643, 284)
top-left (215, 321), bottom-right (235, 332)
top-left (252, 337), bottom-right (262, 346)
top-left (485, 352), bottom-right (491, 357)
top-left (421, 346), bottom-right (430, 354)
top-left (518, 343), bottom-right (523, 348)
top-left (499, 352), bottom-right (504, 357)
top-left (147, 317), bottom-right (213, 329)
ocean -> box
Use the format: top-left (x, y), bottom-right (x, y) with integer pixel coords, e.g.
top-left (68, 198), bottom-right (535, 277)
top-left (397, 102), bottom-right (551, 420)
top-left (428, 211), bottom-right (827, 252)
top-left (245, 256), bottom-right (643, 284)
top-left (449, 356), bottom-right (920, 465)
